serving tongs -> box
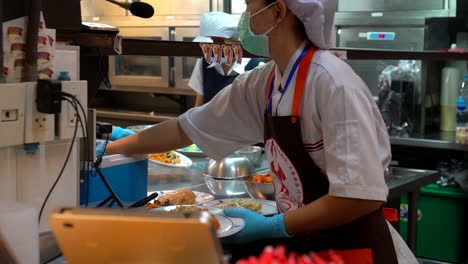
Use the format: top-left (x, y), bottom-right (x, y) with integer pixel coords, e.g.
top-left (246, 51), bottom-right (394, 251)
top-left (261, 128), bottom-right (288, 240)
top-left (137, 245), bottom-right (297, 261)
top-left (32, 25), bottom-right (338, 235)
top-left (95, 192), bottom-right (159, 209)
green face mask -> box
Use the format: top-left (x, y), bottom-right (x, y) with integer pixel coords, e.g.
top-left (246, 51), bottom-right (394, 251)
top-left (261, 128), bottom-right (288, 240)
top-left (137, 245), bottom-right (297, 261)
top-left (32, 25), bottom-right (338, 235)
top-left (237, 2), bottom-right (279, 57)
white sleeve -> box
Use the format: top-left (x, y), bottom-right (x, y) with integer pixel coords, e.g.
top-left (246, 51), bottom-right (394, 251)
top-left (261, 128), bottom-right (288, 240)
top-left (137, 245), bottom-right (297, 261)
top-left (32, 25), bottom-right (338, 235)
top-left (178, 64), bottom-right (271, 160)
top-left (318, 68), bottom-right (389, 202)
top-left (188, 58), bottom-right (204, 95)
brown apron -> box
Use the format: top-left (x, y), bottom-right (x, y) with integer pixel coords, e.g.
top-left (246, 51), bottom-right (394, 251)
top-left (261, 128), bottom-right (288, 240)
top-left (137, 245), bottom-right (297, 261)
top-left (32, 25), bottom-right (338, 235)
top-left (230, 44), bottom-right (399, 264)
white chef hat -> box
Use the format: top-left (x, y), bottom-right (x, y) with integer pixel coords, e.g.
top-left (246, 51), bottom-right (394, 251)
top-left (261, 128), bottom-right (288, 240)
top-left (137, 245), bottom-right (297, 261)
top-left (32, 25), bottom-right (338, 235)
top-left (284, 0), bottom-right (337, 49)
top-left (193, 12), bottom-right (239, 43)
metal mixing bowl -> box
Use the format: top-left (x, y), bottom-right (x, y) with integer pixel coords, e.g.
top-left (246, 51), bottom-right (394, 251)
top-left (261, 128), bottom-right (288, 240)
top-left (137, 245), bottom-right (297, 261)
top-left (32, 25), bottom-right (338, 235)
top-left (234, 146), bottom-right (263, 165)
top-left (205, 156), bottom-right (255, 180)
top-left (204, 175), bottom-right (247, 196)
top-left (242, 177), bottom-right (276, 200)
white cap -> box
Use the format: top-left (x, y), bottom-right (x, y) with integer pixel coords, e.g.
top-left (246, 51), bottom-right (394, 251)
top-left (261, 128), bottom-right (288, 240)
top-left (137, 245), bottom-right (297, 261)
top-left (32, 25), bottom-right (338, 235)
top-left (284, 0), bottom-right (337, 49)
top-left (193, 12), bottom-right (239, 43)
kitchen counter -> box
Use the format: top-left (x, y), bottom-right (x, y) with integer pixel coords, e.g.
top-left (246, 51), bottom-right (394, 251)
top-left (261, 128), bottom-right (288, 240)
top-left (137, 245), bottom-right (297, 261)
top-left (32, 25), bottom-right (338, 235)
top-left (148, 154), bottom-right (438, 199)
top-left (43, 153), bottom-right (438, 263)
top-left (147, 153), bottom-right (438, 254)
top-left (147, 155), bottom-right (270, 200)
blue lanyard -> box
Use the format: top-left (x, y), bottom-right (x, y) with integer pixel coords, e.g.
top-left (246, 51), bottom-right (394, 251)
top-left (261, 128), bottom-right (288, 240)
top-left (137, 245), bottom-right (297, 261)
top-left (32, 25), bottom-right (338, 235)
top-left (267, 43), bottom-right (313, 115)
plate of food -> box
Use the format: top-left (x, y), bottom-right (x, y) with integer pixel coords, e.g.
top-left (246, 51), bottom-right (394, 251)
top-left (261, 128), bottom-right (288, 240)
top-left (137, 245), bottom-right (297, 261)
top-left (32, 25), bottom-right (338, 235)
top-left (150, 205), bottom-right (245, 238)
top-left (150, 205), bottom-right (223, 215)
top-left (148, 151), bottom-right (192, 168)
top-left (216, 214), bottom-right (245, 238)
top-left (201, 198), bottom-right (278, 216)
top-left (176, 144), bottom-right (206, 157)
top-left (146, 189), bottom-right (214, 209)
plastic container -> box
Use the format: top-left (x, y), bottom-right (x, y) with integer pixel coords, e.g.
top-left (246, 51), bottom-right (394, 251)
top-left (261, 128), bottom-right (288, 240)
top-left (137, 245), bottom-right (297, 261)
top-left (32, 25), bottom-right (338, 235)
top-left (456, 76), bottom-right (468, 143)
top-left (58, 71), bottom-right (71, 81)
top-left (400, 184), bottom-right (468, 263)
top-left (440, 67), bottom-right (460, 131)
top-left (80, 154), bottom-right (148, 205)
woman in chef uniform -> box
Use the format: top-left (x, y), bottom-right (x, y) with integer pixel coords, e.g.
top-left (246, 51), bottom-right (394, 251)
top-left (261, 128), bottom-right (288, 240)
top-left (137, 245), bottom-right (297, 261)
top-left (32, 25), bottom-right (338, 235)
top-left (190, 12), bottom-right (264, 106)
top-left (105, 0), bottom-right (417, 263)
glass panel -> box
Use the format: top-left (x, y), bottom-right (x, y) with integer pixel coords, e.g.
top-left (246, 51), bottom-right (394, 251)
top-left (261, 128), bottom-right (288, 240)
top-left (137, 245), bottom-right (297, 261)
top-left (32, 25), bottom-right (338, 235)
top-left (115, 56), bottom-right (162, 76)
top-left (231, 0), bottom-right (247, 14)
top-left (182, 37), bottom-right (198, 79)
top-left (345, 59), bottom-right (422, 137)
top-left (147, 0), bottom-right (210, 15)
top-left (81, 0), bottom-right (127, 18)
top-left (115, 37), bottom-right (162, 77)
top-left (338, 0), bottom-right (445, 12)
top-left (337, 27), bottom-right (424, 51)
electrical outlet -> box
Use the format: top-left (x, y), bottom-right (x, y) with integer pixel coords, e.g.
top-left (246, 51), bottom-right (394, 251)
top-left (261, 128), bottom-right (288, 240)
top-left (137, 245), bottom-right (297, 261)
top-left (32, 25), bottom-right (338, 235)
top-left (58, 81), bottom-right (88, 140)
top-left (0, 83), bottom-right (26, 147)
top-left (24, 82), bottom-right (55, 144)
top-left (1, 109), bottom-right (19, 122)
top-left (68, 103), bottom-right (78, 127)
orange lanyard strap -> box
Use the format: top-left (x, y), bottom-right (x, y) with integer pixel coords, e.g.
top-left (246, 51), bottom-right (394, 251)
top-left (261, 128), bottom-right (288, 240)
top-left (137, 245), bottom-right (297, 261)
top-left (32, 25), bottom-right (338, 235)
top-left (265, 70), bottom-right (275, 108)
top-left (292, 47), bottom-right (317, 116)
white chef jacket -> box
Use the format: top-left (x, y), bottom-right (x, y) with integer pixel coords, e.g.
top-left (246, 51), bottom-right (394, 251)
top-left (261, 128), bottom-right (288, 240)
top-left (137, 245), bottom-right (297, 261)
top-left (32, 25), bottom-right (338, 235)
top-left (179, 41), bottom-right (418, 264)
top-left (188, 58), bottom-right (254, 95)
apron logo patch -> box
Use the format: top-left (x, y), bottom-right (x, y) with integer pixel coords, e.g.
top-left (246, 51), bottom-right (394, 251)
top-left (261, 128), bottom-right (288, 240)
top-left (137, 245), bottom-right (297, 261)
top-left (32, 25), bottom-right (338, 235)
top-left (266, 138), bottom-right (304, 212)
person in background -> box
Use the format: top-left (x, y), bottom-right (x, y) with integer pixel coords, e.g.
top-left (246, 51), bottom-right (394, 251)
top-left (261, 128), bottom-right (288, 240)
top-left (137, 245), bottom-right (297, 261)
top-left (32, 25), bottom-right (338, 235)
top-left (190, 12), bottom-right (264, 107)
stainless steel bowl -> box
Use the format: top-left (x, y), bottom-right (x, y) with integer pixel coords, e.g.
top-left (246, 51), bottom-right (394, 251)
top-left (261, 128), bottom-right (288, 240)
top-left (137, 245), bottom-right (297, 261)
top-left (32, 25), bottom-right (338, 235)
top-left (242, 177), bottom-right (276, 200)
top-left (205, 156), bottom-right (255, 180)
top-left (204, 175), bottom-right (247, 196)
top-left (234, 146), bottom-right (263, 165)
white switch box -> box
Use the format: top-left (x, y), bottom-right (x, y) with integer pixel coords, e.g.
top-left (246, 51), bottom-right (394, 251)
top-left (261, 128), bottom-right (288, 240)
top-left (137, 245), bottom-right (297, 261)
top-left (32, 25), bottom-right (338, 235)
top-left (0, 83), bottom-right (26, 147)
top-left (24, 82), bottom-right (55, 143)
top-left (58, 81), bottom-right (88, 140)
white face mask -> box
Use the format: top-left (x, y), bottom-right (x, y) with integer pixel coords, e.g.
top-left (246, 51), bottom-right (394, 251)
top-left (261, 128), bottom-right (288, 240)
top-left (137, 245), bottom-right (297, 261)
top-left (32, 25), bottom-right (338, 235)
top-left (237, 1), bottom-right (279, 57)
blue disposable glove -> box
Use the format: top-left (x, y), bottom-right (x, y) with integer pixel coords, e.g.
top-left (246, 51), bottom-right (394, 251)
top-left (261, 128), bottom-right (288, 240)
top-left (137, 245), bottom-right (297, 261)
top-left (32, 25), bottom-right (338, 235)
top-left (110, 126), bottom-right (135, 141)
top-left (221, 208), bottom-right (292, 245)
top-left (96, 142), bottom-right (107, 157)
top-left (95, 127), bottom-right (134, 158)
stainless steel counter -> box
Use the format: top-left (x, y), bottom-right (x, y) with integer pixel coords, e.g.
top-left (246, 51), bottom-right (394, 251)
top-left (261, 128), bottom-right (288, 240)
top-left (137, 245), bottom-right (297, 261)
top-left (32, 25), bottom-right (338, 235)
top-left (148, 154), bottom-right (438, 201)
top-left (147, 154), bottom-right (438, 254)
top-left (147, 155), bottom-right (270, 200)
top-left (43, 154), bottom-right (438, 263)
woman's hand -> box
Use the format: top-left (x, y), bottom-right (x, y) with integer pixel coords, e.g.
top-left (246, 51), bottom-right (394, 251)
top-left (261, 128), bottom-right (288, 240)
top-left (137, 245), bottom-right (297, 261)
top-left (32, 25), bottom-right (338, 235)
top-left (95, 127), bottom-right (135, 157)
top-left (109, 127), bottom-right (135, 141)
top-left (105, 119), bottom-right (192, 156)
top-left (221, 208), bottom-right (291, 245)
top-left (96, 142), bottom-right (107, 157)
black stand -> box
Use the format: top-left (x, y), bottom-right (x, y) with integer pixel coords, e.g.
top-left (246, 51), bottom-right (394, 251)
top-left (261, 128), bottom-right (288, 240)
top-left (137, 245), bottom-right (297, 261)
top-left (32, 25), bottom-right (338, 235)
top-left (90, 153), bottom-right (158, 209)
top-left (94, 165), bottom-right (124, 208)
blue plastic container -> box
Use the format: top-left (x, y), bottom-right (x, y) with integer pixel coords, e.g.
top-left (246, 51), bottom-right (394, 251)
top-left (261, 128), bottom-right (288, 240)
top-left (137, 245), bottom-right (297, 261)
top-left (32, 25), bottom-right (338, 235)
top-left (80, 154), bottom-right (148, 205)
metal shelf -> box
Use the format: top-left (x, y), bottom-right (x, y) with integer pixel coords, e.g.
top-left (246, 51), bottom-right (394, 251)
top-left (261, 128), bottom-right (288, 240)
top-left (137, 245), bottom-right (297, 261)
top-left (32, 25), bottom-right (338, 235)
top-left (63, 31), bottom-right (468, 150)
top-left (390, 131), bottom-right (468, 151)
top-left (96, 109), bottom-right (178, 123)
top-left (58, 32), bottom-right (468, 60)
top-left (100, 86), bottom-right (196, 96)
top-left (340, 48), bottom-right (468, 61)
